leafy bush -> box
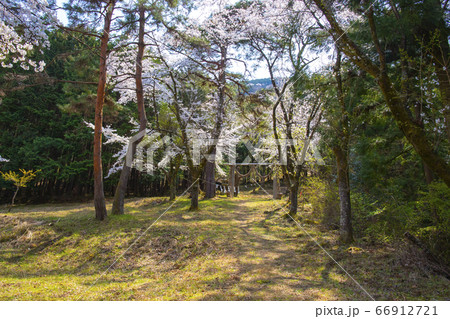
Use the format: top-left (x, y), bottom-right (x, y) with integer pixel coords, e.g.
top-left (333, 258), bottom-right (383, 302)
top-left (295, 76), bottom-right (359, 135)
top-left (413, 182), bottom-right (450, 263)
top-left (303, 177), bottom-right (339, 227)
top-left (0, 169), bottom-right (39, 207)
top-left (352, 191), bottom-right (410, 243)
top-left (352, 181), bottom-right (449, 264)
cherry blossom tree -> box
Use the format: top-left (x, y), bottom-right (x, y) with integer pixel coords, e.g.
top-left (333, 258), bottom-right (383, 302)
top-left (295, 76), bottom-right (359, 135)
top-left (0, 0), bottom-right (54, 72)
top-left (156, 53), bottom-right (215, 209)
top-left (238, 0), bottom-right (323, 216)
top-left (168, 2), bottom-right (250, 198)
top-left (135, 28), bottom-right (243, 208)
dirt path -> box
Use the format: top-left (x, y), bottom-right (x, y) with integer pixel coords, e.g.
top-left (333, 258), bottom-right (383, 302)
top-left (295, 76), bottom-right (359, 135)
top-left (180, 196), bottom-right (364, 300)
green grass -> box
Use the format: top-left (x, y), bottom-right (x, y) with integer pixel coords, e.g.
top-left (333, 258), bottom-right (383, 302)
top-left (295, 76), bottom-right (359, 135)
top-left (0, 193), bottom-right (448, 300)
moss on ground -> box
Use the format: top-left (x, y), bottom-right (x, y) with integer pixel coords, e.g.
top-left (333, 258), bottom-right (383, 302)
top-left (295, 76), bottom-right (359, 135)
top-left (0, 193), bottom-right (448, 300)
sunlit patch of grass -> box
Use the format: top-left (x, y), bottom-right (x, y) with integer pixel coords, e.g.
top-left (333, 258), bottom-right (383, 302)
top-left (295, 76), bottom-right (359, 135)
top-left (0, 193), bottom-right (448, 300)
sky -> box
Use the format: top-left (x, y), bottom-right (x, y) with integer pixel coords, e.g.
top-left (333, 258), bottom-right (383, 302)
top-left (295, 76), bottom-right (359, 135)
top-left (55, 0), bottom-right (68, 25)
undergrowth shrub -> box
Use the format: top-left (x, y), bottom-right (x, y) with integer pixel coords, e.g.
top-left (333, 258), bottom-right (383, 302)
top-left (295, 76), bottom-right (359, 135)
top-left (413, 182), bottom-right (450, 264)
top-left (303, 177), bottom-right (339, 227)
top-left (352, 192), bottom-right (409, 243)
top-left (352, 182), bottom-right (449, 264)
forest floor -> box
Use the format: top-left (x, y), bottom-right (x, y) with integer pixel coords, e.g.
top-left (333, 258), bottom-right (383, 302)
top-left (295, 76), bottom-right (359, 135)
top-left (0, 191), bottom-right (448, 300)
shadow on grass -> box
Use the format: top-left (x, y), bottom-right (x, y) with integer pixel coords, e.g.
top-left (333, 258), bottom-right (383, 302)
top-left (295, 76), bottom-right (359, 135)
top-left (0, 194), bottom-right (448, 300)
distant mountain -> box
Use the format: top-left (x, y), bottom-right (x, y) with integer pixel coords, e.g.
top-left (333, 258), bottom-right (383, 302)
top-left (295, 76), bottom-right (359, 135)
top-left (247, 78), bottom-right (273, 93)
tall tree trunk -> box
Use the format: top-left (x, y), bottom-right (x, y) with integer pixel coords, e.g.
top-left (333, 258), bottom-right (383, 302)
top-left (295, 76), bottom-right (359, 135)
top-left (429, 0), bottom-right (450, 142)
top-left (204, 45), bottom-right (227, 199)
top-left (273, 175), bottom-right (281, 199)
top-left (334, 146), bottom-right (353, 243)
top-left (111, 5), bottom-right (147, 215)
top-left (204, 150), bottom-right (216, 198)
top-left (169, 174), bottom-right (177, 201)
top-left (190, 171), bottom-right (200, 210)
top-left (94, 0), bottom-right (115, 221)
top-left (424, 163), bottom-right (435, 185)
top-left (377, 73), bottom-right (450, 186)
top-left (229, 165), bottom-right (235, 198)
top-left (433, 43), bottom-right (450, 142)
top-left (288, 181), bottom-right (299, 216)
top-left (168, 156), bottom-right (181, 201)
top-left (334, 48), bottom-right (353, 243)
top-left (112, 165), bottom-right (131, 215)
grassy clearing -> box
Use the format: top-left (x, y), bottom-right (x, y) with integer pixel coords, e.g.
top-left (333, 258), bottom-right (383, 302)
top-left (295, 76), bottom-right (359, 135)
top-left (0, 193), bottom-right (448, 300)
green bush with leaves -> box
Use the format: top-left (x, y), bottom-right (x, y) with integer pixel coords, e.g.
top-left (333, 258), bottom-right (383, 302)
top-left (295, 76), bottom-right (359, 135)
top-left (351, 192), bottom-right (407, 243)
top-left (350, 181), bottom-right (450, 264)
top-left (303, 177), bottom-right (339, 227)
top-left (0, 169), bottom-right (39, 208)
top-left (413, 182), bottom-right (450, 263)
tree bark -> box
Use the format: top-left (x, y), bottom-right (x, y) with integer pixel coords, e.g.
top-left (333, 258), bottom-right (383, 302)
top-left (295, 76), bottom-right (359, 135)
top-left (334, 146), bottom-right (353, 243)
top-left (8, 186), bottom-right (19, 211)
top-left (288, 181), bottom-right (299, 216)
top-left (273, 175), bottom-right (281, 200)
top-left (377, 72), bottom-right (450, 186)
top-left (429, 0), bottom-right (450, 142)
top-left (111, 165), bottom-right (130, 215)
top-left (111, 4), bottom-right (147, 215)
top-left (334, 48), bottom-right (353, 243)
top-left (168, 156), bottom-right (181, 201)
top-left (229, 165), bottom-right (235, 198)
top-left (424, 163), bottom-right (435, 185)
top-left (432, 43), bottom-right (450, 142)
top-left (94, 0), bottom-right (115, 221)
top-left (204, 151), bottom-right (216, 198)
top-left (169, 174), bottom-right (177, 201)
top-left (204, 46), bottom-right (227, 199)
top-left (190, 171), bottom-right (200, 210)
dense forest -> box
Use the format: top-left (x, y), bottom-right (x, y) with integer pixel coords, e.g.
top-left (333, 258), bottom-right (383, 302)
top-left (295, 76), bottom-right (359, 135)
top-left (0, 0), bottom-right (449, 301)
